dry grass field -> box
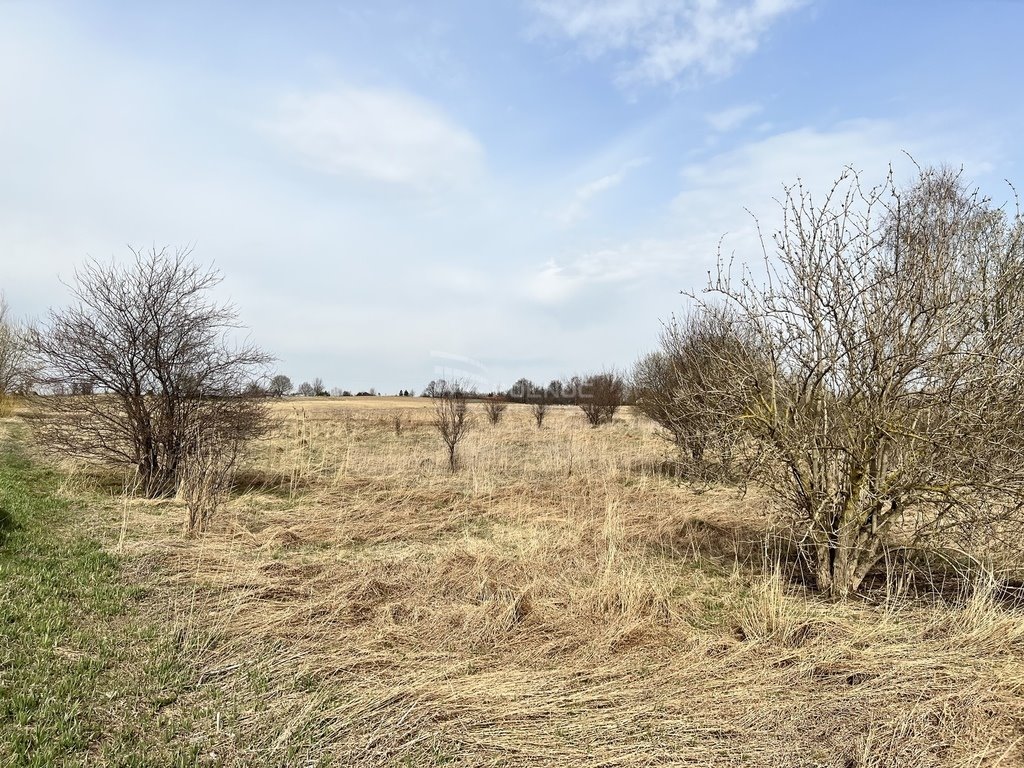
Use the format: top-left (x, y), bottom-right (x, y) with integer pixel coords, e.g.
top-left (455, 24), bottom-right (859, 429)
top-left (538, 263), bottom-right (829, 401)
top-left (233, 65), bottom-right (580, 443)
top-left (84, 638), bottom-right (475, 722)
top-left (35, 397), bottom-right (1024, 766)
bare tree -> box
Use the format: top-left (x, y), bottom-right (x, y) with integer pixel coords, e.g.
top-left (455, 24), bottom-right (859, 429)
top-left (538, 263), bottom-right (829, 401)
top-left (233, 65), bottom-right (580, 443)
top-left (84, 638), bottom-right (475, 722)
top-left (482, 396), bottom-right (508, 425)
top-left (703, 164), bottom-right (1024, 598)
top-left (311, 377), bottom-right (327, 396)
top-left (433, 381), bottom-right (472, 472)
top-left (508, 378), bottom-right (535, 403)
top-left (565, 375), bottom-right (583, 406)
top-left (579, 371), bottom-right (624, 427)
top-left (531, 396), bottom-right (548, 428)
top-left (268, 374), bottom-right (292, 397)
top-left (69, 380), bottom-right (95, 396)
top-left (29, 246), bottom-right (273, 499)
top-left (0, 293), bottom-right (30, 402)
top-left (424, 379), bottom-right (445, 398)
top-left (297, 381), bottom-right (314, 397)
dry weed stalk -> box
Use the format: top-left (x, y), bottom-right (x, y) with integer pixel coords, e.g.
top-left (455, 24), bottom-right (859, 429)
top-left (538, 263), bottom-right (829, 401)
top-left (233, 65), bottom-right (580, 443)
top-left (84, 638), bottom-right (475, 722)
top-left (177, 427), bottom-right (242, 535)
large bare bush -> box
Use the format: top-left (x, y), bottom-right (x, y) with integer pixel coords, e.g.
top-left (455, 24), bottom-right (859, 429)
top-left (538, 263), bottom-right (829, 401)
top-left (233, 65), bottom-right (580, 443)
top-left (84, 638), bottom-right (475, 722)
top-left (30, 246), bottom-right (272, 499)
top-left (702, 165), bottom-right (1024, 598)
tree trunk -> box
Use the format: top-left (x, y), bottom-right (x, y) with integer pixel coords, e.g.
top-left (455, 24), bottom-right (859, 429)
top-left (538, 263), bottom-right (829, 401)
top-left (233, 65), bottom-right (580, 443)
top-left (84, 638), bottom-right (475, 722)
top-left (811, 511), bottom-right (886, 599)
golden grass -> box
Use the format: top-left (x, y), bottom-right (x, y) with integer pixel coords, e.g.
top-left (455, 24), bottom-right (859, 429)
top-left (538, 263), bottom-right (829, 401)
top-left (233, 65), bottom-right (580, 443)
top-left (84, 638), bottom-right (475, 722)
top-left (69, 401), bottom-right (1024, 766)
top-left (0, 393), bottom-right (27, 420)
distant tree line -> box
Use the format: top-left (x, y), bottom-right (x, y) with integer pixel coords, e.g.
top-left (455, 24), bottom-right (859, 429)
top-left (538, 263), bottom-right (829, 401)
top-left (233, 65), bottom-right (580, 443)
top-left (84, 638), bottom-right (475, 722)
top-left (422, 379), bottom-right (477, 399)
top-left (250, 380), bottom-right (416, 398)
top-left (422, 371), bottom-right (626, 427)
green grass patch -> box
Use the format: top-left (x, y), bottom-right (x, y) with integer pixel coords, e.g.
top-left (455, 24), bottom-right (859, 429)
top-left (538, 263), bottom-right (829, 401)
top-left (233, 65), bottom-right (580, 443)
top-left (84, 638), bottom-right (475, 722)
top-left (0, 442), bottom-right (199, 767)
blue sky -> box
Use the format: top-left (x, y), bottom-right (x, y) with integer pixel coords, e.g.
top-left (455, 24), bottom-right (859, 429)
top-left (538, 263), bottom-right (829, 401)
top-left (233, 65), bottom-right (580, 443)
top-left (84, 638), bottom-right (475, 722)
top-left (2, 0), bottom-right (1022, 393)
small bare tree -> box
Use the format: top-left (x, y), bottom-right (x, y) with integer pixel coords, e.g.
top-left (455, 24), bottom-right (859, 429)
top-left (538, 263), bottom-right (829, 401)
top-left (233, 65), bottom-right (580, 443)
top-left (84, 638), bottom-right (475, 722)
top-left (482, 396), bottom-right (508, 425)
top-left (579, 371), bottom-right (624, 427)
top-left (0, 293), bottom-right (30, 413)
top-left (30, 247), bottom-right (272, 499)
top-left (703, 164), bottom-right (1024, 598)
top-left (433, 381), bottom-right (472, 472)
top-left (531, 396), bottom-right (548, 428)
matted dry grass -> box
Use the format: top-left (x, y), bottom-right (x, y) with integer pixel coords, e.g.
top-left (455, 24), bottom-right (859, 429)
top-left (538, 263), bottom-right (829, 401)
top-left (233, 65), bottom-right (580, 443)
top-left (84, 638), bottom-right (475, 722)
top-left (68, 398), bottom-right (1024, 766)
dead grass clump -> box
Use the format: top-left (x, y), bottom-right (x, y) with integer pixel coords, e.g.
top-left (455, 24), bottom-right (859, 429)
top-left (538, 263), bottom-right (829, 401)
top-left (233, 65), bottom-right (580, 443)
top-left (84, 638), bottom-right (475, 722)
top-left (734, 566), bottom-right (815, 645)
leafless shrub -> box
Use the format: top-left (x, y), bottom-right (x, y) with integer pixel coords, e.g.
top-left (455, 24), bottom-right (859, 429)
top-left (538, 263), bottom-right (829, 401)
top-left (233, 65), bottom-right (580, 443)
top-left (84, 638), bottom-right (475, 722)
top-left (0, 293), bottom-right (31, 415)
top-left (177, 425), bottom-right (242, 535)
top-left (702, 164), bottom-right (1024, 598)
top-left (579, 371), bottom-right (625, 427)
top-left (29, 246), bottom-right (272, 499)
top-left (531, 397), bottom-right (548, 428)
top-left (483, 397), bottom-right (508, 425)
top-left (633, 307), bottom-right (762, 481)
top-left (433, 381), bottom-right (472, 472)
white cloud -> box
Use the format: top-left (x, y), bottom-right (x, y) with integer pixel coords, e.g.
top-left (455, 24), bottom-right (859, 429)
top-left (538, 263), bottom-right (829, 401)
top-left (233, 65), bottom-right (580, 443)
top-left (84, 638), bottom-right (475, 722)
top-left (552, 158), bottom-right (647, 225)
top-left (706, 103), bottom-right (761, 132)
top-left (529, 117), bottom-right (1003, 307)
top-left (266, 85), bottom-right (483, 189)
top-left (672, 118), bottom-right (998, 239)
top-left (526, 238), bottom-right (696, 303)
top-left (528, 0), bottom-right (807, 86)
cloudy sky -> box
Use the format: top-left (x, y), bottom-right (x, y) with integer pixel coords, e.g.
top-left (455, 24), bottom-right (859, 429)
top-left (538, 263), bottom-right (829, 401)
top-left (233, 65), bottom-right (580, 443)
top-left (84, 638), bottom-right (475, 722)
top-left (2, 0), bottom-right (1022, 393)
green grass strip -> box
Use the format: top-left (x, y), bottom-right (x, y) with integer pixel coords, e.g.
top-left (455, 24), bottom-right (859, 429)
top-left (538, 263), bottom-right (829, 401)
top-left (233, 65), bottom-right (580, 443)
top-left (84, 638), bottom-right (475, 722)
top-left (0, 443), bottom-right (197, 767)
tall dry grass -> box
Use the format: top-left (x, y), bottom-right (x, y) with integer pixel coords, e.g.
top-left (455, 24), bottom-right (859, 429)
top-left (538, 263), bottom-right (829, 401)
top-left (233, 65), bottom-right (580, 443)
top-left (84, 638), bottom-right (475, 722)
top-left (73, 398), bottom-right (1024, 766)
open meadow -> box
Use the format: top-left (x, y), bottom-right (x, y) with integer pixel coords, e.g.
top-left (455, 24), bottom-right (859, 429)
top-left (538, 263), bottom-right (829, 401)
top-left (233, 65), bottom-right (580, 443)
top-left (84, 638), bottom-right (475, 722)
top-left (10, 395), bottom-right (1021, 767)
top-left (6, 4), bottom-right (1024, 765)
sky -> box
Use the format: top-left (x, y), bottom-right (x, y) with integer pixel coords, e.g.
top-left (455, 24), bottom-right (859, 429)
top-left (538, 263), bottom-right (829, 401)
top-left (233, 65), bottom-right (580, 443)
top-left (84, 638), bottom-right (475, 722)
top-left (2, 0), bottom-right (1023, 394)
